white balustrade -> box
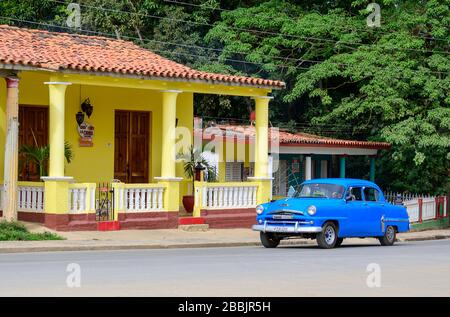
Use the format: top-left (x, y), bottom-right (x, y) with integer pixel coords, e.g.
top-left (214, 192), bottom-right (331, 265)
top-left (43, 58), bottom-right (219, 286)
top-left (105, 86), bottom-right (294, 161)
top-left (69, 187), bottom-right (87, 213)
top-left (122, 186), bottom-right (165, 212)
top-left (201, 184), bottom-right (258, 209)
top-left (17, 185), bottom-right (45, 212)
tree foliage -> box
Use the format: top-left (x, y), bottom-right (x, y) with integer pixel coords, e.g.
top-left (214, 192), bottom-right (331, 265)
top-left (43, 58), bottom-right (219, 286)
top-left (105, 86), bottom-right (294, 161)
top-left (0, 0), bottom-right (448, 193)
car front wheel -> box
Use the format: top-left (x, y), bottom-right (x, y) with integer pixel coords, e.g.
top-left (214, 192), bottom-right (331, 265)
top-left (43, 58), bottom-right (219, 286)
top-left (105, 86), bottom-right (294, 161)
top-left (316, 222), bottom-right (338, 249)
top-left (379, 225), bottom-right (396, 246)
top-left (260, 232), bottom-right (280, 248)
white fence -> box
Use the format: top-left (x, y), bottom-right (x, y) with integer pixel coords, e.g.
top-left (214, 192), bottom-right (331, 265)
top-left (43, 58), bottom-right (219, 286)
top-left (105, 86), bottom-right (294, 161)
top-left (114, 184), bottom-right (165, 212)
top-left (197, 183), bottom-right (258, 209)
top-left (387, 193), bottom-right (448, 223)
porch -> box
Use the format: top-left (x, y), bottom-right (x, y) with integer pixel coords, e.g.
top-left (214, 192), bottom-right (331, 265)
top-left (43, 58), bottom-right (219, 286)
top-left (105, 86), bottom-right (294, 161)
top-left (0, 25), bottom-right (286, 230)
top-left (0, 71), bottom-right (274, 230)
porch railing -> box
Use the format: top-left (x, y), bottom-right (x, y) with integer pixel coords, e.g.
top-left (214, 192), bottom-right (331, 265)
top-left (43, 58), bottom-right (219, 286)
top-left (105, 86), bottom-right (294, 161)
top-left (0, 182), bottom-right (45, 213)
top-left (196, 182), bottom-right (258, 210)
top-left (16, 182), bottom-right (45, 212)
top-left (68, 183), bottom-right (96, 213)
top-left (113, 183), bottom-right (165, 212)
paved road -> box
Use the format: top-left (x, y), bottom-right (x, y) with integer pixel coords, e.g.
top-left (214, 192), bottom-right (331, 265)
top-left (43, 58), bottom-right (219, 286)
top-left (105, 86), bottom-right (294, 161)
top-left (0, 239), bottom-right (449, 296)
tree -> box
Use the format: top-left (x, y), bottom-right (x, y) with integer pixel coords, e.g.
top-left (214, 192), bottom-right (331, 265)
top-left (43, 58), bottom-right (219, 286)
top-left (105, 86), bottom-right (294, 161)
top-left (206, 0), bottom-right (450, 193)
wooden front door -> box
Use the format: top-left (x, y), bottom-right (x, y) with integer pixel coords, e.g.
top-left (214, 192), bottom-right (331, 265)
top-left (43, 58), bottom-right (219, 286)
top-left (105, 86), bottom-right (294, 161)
top-left (18, 106), bottom-right (49, 181)
top-left (114, 111), bottom-right (150, 183)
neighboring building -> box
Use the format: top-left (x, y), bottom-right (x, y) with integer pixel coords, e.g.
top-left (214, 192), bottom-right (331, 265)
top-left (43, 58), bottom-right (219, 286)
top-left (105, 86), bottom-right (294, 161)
top-left (0, 25), bottom-right (284, 230)
top-left (196, 121), bottom-right (391, 198)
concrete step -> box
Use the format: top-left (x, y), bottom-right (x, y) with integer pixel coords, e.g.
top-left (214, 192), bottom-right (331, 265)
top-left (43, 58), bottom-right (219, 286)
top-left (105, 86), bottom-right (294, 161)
top-left (64, 221), bottom-right (98, 231)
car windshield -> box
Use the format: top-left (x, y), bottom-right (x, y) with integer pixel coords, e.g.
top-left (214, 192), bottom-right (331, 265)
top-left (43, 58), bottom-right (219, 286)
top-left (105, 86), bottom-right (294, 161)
top-left (293, 183), bottom-right (345, 199)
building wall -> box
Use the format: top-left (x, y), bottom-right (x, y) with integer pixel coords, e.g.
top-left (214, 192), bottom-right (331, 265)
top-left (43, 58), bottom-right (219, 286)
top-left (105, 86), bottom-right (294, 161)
top-left (0, 71), bottom-right (193, 184)
top-left (0, 79), bottom-right (5, 182)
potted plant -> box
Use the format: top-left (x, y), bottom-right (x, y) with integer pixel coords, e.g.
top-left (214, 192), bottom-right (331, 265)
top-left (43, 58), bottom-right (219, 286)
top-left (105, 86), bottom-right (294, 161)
top-left (19, 130), bottom-right (73, 179)
top-left (178, 146), bottom-right (217, 213)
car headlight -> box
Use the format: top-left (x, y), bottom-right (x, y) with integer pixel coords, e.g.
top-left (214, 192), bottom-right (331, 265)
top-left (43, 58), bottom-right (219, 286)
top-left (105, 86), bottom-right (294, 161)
top-left (256, 205), bottom-right (264, 215)
top-left (307, 205), bottom-right (317, 216)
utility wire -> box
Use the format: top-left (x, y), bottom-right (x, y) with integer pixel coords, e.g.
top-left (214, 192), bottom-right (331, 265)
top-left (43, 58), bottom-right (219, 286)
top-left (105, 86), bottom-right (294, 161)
top-left (46, 0), bottom-right (450, 55)
top-left (0, 16), bottom-right (314, 70)
top-left (1, 16), bottom-right (449, 77)
top-left (164, 0), bottom-right (450, 42)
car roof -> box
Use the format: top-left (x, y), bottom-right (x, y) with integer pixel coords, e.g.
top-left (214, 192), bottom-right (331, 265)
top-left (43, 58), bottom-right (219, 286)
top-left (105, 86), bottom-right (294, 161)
top-left (302, 178), bottom-right (379, 188)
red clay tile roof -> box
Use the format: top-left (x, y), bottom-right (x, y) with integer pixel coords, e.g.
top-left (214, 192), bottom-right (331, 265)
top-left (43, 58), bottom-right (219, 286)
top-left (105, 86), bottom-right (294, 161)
top-left (0, 24), bottom-right (285, 89)
top-left (198, 124), bottom-right (391, 150)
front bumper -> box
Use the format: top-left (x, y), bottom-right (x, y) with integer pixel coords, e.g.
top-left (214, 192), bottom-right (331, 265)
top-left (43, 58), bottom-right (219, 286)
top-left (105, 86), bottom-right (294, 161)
top-left (252, 221), bottom-right (322, 234)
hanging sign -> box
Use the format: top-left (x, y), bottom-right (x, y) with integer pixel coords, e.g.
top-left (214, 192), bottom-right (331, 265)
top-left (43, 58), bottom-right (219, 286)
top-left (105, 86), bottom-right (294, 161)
top-left (78, 121), bottom-right (94, 147)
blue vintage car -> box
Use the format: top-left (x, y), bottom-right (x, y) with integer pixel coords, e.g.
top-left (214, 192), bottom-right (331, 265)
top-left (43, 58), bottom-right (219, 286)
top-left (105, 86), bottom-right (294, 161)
top-left (252, 178), bottom-right (410, 249)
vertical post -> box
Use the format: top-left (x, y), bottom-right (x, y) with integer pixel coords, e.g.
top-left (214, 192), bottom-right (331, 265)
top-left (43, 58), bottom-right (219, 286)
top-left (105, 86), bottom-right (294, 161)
top-left (418, 197), bottom-right (423, 223)
top-left (305, 155), bottom-right (312, 181)
top-left (249, 96), bottom-right (273, 205)
top-left (41, 81), bottom-right (73, 230)
top-left (369, 156), bottom-right (376, 182)
top-left (339, 155), bottom-right (346, 178)
top-left (253, 96), bottom-right (271, 179)
top-left (320, 160), bottom-right (328, 178)
top-left (45, 82), bottom-right (71, 177)
top-left (446, 195), bottom-right (449, 218)
top-left (2, 76), bottom-right (20, 221)
top-left (435, 196), bottom-right (440, 220)
top-left (160, 90), bottom-right (181, 179)
top-left (155, 90), bottom-right (183, 213)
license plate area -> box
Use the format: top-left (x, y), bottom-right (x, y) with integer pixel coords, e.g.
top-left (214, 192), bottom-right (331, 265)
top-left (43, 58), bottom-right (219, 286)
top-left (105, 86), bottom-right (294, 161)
top-left (271, 226), bottom-right (291, 232)
top-left (273, 214), bottom-right (294, 220)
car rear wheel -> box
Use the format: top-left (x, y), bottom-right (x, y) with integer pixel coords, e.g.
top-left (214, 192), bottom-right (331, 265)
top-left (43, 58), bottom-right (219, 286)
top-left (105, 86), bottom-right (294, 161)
top-left (335, 237), bottom-right (344, 247)
top-left (260, 232), bottom-right (280, 248)
top-left (316, 222), bottom-right (338, 249)
top-left (379, 225), bottom-right (396, 246)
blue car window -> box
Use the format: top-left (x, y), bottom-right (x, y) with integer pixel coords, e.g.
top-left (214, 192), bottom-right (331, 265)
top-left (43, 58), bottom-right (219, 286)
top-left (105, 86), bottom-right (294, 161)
top-left (363, 187), bottom-right (380, 202)
top-left (348, 187), bottom-right (363, 201)
top-left (295, 183), bottom-right (345, 199)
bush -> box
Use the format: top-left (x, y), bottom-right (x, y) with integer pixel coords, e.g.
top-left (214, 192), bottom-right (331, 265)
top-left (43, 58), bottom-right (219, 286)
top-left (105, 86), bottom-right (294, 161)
top-left (0, 221), bottom-right (63, 241)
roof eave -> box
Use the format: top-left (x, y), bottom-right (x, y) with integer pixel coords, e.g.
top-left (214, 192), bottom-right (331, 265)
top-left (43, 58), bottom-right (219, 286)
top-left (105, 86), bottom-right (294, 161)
top-left (0, 63), bottom-right (285, 90)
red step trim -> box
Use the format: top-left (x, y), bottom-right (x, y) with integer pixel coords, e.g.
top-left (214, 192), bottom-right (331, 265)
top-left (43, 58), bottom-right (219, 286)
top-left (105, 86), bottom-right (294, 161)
top-left (97, 221), bottom-right (121, 231)
top-left (178, 217), bottom-right (205, 225)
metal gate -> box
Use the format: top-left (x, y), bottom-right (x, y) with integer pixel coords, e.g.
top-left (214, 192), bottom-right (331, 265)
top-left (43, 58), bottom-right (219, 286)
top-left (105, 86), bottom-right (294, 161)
top-left (96, 182), bottom-right (115, 221)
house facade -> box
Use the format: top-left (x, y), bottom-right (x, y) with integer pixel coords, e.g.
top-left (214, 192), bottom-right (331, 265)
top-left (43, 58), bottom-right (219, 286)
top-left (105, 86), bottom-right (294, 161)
top-left (196, 121), bottom-right (391, 200)
top-left (0, 25), bottom-right (284, 230)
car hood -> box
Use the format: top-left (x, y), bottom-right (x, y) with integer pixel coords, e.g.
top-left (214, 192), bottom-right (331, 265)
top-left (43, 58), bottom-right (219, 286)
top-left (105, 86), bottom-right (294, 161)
top-left (264, 197), bottom-right (343, 213)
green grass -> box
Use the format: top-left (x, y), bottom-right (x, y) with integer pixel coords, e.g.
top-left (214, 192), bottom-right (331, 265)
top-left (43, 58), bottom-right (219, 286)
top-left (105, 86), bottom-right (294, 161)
top-left (0, 221), bottom-right (64, 241)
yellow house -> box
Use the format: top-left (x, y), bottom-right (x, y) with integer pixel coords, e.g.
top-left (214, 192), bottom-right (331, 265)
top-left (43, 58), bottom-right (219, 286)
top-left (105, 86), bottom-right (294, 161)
top-left (0, 25), bottom-right (285, 231)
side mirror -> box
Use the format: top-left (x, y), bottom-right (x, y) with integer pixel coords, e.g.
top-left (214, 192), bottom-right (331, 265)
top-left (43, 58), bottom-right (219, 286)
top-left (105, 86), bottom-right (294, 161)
top-left (345, 194), bottom-right (352, 202)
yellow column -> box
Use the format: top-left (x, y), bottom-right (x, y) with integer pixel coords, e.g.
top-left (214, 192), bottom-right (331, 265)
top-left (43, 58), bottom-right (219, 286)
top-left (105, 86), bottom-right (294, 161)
top-left (254, 96), bottom-right (272, 178)
top-left (249, 96), bottom-right (273, 204)
top-left (45, 82), bottom-right (71, 177)
top-left (2, 76), bottom-right (20, 221)
top-left (155, 90), bottom-right (183, 212)
top-left (160, 90), bottom-right (181, 178)
top-left (42, 81), bottom-right (73, 217)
